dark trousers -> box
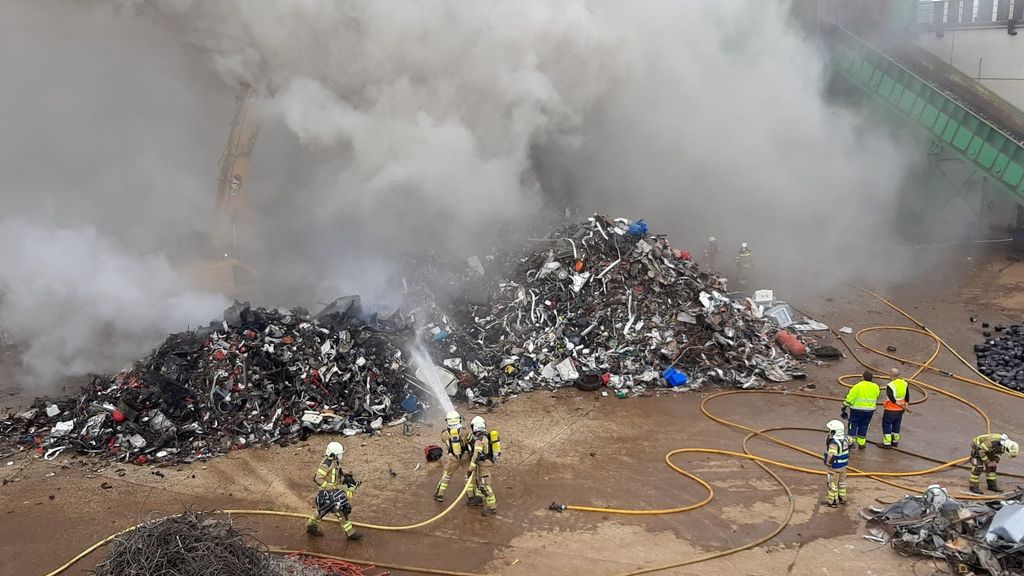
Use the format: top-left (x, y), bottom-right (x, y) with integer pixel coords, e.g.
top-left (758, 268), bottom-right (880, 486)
top-left (882, 409), bottom-right (904, 445)
top-left (848, 410), bottom-right (874, 446)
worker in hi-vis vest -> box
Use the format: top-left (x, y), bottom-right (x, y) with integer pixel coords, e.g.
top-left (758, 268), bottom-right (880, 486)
top-left (881, 368), bottom-right (909, 448)
top-left (842, 370), bottom-right (880, 449)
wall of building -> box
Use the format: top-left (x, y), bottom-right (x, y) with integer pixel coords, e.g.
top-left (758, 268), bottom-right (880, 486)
top-left (916, 27), bottom-right (1024, 111)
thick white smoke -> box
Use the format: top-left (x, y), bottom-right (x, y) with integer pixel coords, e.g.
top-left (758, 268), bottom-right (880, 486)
top-left (2, 0), bottom-right (917, 388)
top-left (143, 0), bottom-right (627, 254)
top-left (0, 0), bottom-right (232, 387)
top-left (0, 222), bottom-right (227, 383)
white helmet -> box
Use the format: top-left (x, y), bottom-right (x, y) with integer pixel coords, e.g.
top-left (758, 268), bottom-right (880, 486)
top-left (825, 419), bottom-right (845, 438)
top-left (471, 416), bottom-right (486, 433)
top-left (445, 410), bottom-right (462, 428)
top-left (708, 236), bottom-right (716, 243)
top-left (741, 242), bottom-right (748, 249)
top-left (325, 441), bottom-right (344, 459)
top-left (924, 484), bottom-right (948, 508)
top-left (1005, 439), bottom-right (1019, 458)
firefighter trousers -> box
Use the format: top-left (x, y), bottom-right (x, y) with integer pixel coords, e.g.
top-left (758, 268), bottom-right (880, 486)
top-left (473, 464), bottom-right (497, 511)
top-left (435, 452), bottom-right (466, 499)
top-left (826, 467), bottom-right (848, 504)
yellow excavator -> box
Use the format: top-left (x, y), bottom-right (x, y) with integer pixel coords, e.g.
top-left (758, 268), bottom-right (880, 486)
top-left (178, 84), bottom-right (260, 296)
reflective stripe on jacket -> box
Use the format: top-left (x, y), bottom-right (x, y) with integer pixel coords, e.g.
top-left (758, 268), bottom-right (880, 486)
top-left (314, 457), bottom-right (342, 490)
top-left (973, 433), bottom-right (1005, 459)
top-left (824, 437), bottom-right (850, 469)
top-left (844, 380), bottom-right (880, 411)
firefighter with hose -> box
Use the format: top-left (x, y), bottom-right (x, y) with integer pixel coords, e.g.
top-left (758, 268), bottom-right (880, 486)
top-left (468, 415), bottom-right (501, 517)
top-left (434, 410), bottom-right (473, 502)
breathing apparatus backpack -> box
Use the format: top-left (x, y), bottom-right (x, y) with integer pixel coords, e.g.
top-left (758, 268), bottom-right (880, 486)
top-left (475, 429), bottom-right (502, 462)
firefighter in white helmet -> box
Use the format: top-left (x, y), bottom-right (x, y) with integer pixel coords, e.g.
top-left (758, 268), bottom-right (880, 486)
top-left (969, 433), bottom-right (1019, 494)
top-left (823, 419), bottom-right (850, 508)
top-left (703, 236), bottom-right (720, 268)
top-left (306, 441), bottom-right (362, 541)
top-left (434, 410), bottom-right (473, 502)
top-left (468, 415), bottom-right (501, 516)
top-left (736, 242), bottom-right (753, 286)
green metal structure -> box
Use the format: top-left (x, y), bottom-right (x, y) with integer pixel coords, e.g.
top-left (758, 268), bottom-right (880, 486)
top-left (828, 26), bottom-right (1024, 204)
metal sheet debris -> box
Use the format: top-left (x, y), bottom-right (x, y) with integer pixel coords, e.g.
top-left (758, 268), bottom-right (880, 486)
top-left (864, 486), bottom-right (1024, 574)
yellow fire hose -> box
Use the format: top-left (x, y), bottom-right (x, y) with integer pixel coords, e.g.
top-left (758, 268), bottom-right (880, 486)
top-left (43, 474), bottom-right (477, 576)
top-left (43, 286), bottom-right (1024, 576)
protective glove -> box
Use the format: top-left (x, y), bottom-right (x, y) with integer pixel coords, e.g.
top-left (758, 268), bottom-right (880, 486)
top-left (840, 406), bottom-right (849, 420)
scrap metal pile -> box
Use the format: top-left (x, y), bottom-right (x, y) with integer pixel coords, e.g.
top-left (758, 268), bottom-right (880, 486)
top-left (414, 215), bottom-right (804, 399)
top-left (1, 215), bottom-right (811, 464)
top-left (1, 299), bottom-right (418, 464)
top-left (94, 511), bottom-right (356, 576)
top-left (975, 325), bottom-right (1024, 391)
top-left (864, 487), bottom-right (1024, 575)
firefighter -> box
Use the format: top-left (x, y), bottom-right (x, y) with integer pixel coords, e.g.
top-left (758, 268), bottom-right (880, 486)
top-left (468, 415), bottom-right (501, 517)
top-left (306, 441), bottom-right (362, 541)
top-left (434, 410), bottom-right (473, 502)
top-left (969, 433), bottom-right (1019, 494)
top-left (703, 236), bottom-right (720, 268)
top-left (882, 367), bottom-right (909, 448)
top-left (735, 242), bottom-right (753, 286)
top-left (823, 419), bottom-right (850, 507)
top-left (842, 370), bottom-right (880, 449)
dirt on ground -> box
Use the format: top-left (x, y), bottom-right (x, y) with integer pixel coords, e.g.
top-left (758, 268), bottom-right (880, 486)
top-left (4, 248), bottom-right (1024, 576)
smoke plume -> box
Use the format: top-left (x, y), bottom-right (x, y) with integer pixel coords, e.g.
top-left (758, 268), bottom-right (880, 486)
top-left (1, 0), bottom-right (920, 387)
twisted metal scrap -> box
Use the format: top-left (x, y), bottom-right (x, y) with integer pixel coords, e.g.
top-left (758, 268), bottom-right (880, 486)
top-left (93, 511), bottom-right (331, 576)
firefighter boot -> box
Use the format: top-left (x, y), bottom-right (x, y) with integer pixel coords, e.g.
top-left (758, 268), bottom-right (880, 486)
top-left (306, 523), bottom-right (324, 537)
top-left (347, 531), bottom-right (364, 541)
top-left (969, 482), bottom-right (983, 495)
top-left (988, 478), bottom-right (1002, 493)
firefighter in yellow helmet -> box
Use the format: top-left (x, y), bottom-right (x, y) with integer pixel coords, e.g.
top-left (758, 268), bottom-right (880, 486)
top-left (969, 433), bottom-right (1020, 494)
top-left (823, 419), bottom-right (850, 507)
top-left (434, 410), bottom-right (473, 502)
top-left (468, 415), bottom-right (501, 516)
top-left (306, 441), bottom-right (362, 541)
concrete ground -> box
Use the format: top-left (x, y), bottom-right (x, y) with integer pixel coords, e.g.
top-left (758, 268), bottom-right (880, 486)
top-left (4, 250), bottom-right (1024, 576)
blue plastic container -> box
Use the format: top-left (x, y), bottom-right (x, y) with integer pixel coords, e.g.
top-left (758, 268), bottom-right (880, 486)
top-left (627, 220), bottom-right (648, 237)
top-left (662, 367), bottom-right (689, 387)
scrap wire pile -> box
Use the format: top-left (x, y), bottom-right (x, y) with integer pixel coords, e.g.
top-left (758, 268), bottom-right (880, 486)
top-left (1, 298), bottom-right (417, 464)
top-left (94, 511), bottom-right (337, 576)
top-left (419, 215), bottom-right (801, 398)
top-left (864, 489), bottom-right (1024, 575)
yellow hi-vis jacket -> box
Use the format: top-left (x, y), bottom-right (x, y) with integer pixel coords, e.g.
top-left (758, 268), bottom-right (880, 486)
top-left (844, 380), bottom-right (880, 411)
top-left (314, 457), bottom-right (356, 499)
top-left (973, 433), bottom-right (1006, 460)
